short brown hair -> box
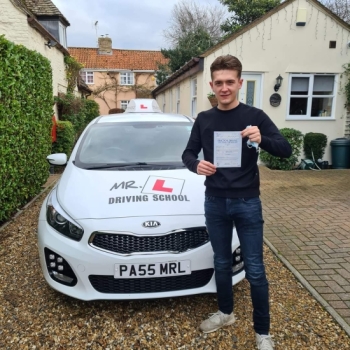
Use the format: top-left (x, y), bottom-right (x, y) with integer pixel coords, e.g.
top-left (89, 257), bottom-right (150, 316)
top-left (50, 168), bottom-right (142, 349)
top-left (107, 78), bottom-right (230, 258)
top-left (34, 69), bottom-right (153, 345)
top-left (210, 55), bottom-right (242, 79)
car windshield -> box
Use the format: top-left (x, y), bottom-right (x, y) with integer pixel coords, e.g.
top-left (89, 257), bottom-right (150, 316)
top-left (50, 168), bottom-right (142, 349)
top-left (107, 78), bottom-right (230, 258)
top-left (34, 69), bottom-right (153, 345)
top-left (75, 121), bottom-right (200, 169)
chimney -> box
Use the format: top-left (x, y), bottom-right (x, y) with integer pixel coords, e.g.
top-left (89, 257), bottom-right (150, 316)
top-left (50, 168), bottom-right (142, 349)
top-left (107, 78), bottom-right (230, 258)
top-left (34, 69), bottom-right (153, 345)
top-left (98, 35), bottom-right (112, 55)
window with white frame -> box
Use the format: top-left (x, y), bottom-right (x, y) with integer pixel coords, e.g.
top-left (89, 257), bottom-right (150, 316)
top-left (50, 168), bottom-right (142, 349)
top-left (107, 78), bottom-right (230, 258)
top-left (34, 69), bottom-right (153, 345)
top-left (191, 78), bottom-right (197, 117)
top-left (38, 19), bottom-right (67, 48)
top-left (80, 71), bottom-right (94, 84)
top-left (120, 72), bottom-right (134, 85)
top-left (176, 85), bottom-right (180, 113)
top-left (287, 74), bottom-right (336, 119)
top-left (120, 100), bottom-right (129, 110)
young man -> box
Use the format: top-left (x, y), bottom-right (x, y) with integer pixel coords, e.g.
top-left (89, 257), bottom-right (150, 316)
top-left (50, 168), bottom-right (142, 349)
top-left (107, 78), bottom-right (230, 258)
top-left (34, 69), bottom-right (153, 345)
top-left (182, 55), bottom-right (292, 350)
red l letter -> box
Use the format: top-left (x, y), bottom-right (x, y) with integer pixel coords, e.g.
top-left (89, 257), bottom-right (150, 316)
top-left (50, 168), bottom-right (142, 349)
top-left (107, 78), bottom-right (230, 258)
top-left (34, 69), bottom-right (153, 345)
top-left (152, 180), bottom-right (173, 193)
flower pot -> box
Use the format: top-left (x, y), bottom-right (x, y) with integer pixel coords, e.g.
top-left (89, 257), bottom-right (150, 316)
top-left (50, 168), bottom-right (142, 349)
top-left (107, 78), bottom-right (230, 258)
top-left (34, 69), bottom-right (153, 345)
top-left (208, 96), bottom-right (218, 107)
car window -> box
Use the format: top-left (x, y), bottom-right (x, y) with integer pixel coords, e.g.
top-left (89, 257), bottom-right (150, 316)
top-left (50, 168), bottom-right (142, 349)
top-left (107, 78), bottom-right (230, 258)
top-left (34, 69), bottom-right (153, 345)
top-left (75, 121), bottom-right (203, 168)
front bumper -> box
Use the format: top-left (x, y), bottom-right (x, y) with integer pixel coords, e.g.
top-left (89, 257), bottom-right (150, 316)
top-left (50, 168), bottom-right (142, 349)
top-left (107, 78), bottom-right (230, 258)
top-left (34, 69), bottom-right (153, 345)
top-left (38, 202), bottom-right (245, 301)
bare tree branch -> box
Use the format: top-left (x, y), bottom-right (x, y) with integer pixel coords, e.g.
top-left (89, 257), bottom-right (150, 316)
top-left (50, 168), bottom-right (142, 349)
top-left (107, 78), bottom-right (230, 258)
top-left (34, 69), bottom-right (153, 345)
top-left (163, 0), bottom-right (228, 46)
top-left (320, 0), bottom-right (350, 24)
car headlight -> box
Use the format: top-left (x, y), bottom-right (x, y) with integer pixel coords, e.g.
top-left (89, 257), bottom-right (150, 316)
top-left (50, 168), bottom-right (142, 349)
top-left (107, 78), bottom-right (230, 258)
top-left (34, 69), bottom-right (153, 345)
top-left (46, 190), bottom-right (84, 241)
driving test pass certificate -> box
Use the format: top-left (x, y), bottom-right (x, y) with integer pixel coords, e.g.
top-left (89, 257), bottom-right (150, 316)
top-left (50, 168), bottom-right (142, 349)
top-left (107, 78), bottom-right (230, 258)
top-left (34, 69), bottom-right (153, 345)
top-left (213, 131), bottom-right (242, 168)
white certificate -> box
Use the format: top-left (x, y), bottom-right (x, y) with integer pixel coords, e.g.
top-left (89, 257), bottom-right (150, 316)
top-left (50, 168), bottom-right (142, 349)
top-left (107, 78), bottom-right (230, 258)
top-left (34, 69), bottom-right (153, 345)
top-left (214, 131), bottom-right (242, 168)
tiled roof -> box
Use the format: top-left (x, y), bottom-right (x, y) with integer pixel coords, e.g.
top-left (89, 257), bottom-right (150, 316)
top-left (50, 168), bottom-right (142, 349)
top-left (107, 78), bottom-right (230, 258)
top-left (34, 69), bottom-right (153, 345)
top-left (24, 0), bottom-right (70, 25)
top-left (69, 47), bottom-right (168, 71)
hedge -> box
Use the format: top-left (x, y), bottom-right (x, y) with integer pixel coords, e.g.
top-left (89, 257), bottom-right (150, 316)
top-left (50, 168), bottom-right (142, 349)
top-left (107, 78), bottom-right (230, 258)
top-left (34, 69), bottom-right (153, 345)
top-left (259, 128), bottom-right (304, 170)
top-left (52, 121), bottom-right (75, 157)
top-left (303, 132), bottom-right (327, 161)
top-left (0, 36), bottom-right (53, 222)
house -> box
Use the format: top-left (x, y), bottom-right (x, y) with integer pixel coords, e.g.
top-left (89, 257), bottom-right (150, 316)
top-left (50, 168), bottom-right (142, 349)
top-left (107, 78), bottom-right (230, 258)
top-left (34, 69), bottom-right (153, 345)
top-left (69, 37), bottom-right (168, 115)
top-left (152, 0), bottom-right (350, 163)
top-left (0, 0), bottom-right (71, 115)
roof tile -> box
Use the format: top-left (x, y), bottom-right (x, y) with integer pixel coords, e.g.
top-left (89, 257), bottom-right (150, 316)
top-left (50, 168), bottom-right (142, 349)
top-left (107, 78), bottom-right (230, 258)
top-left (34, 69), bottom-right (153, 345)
top-left (69, 47), bottom-right (168, 71)
top-left (24, 0), bottom-right (70, 25)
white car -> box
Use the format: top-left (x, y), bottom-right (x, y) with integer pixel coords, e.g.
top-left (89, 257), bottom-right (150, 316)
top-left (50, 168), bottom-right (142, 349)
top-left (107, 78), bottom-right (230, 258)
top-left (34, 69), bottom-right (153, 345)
top-left (38, 99), bottom-right (245, 300)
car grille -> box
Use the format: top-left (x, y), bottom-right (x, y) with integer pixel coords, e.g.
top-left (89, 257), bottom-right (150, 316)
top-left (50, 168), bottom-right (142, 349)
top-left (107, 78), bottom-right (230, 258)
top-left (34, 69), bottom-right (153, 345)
top-left (89, 269), bottom-right (214, 294)
top-left (90, 227), bottom-right (209, 255)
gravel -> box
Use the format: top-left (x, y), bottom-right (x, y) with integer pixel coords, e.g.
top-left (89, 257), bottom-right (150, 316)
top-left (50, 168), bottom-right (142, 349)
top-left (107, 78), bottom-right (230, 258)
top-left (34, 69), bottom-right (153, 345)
top-left (1, 188), bottom-right (350, 349)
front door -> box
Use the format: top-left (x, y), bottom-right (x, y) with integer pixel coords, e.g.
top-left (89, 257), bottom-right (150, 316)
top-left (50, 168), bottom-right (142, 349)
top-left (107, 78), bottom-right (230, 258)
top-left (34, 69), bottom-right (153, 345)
top-left (239, 74), bottom-right (262, 108)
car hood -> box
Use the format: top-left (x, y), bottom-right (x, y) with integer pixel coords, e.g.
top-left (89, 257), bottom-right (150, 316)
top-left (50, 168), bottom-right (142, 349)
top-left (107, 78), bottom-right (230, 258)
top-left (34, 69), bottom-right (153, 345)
top-left (56, 165), bottom-right (205, 219)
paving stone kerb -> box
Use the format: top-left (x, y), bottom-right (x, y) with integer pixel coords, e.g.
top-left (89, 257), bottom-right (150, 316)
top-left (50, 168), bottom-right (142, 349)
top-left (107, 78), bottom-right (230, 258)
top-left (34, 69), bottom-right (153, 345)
top-left (260, 166), bottom-right (350, 334)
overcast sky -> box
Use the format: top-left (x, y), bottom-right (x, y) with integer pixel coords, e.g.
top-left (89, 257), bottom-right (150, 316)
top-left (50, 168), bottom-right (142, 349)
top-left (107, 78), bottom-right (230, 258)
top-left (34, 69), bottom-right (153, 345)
top-left (51, 0), bottom-right (227, 50)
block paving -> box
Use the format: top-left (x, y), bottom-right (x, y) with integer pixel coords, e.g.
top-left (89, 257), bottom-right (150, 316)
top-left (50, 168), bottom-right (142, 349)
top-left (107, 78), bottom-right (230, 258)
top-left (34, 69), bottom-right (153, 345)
top-left (260, 166), bottom-right (350, 329)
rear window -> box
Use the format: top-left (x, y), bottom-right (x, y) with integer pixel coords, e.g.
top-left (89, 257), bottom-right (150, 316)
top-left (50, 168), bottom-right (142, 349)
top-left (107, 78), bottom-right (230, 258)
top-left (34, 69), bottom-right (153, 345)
top-left (75, 121), bottom-right (196, 168)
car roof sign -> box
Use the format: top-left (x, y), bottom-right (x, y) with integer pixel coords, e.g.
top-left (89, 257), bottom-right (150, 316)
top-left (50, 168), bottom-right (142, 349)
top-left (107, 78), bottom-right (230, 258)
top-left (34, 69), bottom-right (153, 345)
top-left (125, 99), bottom-right (162, 113)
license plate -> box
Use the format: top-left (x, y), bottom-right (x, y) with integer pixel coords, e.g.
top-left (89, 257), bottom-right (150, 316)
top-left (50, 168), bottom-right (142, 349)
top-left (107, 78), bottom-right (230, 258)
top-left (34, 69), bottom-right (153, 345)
top-left (114, 260), bottom-right (191, 279)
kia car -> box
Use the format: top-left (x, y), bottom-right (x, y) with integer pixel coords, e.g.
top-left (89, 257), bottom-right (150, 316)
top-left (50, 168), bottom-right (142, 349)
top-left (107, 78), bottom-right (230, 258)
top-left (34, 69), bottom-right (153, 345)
top-left (37, 99), bottom-right (245, 300)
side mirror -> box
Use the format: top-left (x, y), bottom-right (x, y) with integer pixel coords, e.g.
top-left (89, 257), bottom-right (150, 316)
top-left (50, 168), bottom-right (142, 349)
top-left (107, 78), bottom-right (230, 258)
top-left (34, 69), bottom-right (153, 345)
top-left (46, 153), bottom-right (67, 166)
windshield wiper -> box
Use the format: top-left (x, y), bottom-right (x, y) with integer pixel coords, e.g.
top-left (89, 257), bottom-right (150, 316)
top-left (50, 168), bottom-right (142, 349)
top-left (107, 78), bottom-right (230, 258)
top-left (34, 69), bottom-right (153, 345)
top-left (84, 162), bottom-right (183, 170)
top-left (85, 163), bottom-right (144, 170)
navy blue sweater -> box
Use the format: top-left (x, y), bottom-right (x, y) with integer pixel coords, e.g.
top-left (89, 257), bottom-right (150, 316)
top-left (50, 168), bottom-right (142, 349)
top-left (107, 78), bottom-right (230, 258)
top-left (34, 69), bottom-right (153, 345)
top-left (182, 103), bottom-right (292, 198)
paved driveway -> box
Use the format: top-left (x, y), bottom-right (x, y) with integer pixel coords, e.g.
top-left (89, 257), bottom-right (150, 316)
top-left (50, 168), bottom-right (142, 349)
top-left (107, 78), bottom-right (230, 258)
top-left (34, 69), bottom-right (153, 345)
top-left (260, 166), bottom-right (350, 332)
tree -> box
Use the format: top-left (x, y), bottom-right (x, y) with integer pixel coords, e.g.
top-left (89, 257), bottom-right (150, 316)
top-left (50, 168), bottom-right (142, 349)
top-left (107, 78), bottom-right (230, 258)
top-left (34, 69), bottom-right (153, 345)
top-left (163, 0), bottom-right (227, 46)
top-left (156, 0), bottom-right (226, 84)
top-left (320, 0), bottom-right (350, 24)
top-left (161, 27), bottom-right (215, 73)
top-left (219, 0), bottom-right (281, 35)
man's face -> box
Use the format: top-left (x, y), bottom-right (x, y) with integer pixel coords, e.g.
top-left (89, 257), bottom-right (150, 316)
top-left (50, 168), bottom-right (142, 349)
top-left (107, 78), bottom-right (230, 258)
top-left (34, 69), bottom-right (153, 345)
top-left (210, 70), bottom-right (243, 110)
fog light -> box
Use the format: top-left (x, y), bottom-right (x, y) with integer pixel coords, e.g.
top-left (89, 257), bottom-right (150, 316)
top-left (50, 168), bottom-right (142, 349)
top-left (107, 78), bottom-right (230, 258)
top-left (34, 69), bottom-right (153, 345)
top-left (232, 261), bottom-right (244, 273)
top-left (52, 271), bottom-right (74, 284)
top-left (44, 248), bottom-right (77, 287)
top-left (232, 246), bottom-right (244, 275)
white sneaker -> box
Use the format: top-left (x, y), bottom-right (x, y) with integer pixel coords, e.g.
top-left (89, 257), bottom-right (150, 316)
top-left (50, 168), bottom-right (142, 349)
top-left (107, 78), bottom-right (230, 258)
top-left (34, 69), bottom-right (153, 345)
top-left (256, 333), bottom-right (275, 350)
top-left (199, 311), bottom-right (235, 333)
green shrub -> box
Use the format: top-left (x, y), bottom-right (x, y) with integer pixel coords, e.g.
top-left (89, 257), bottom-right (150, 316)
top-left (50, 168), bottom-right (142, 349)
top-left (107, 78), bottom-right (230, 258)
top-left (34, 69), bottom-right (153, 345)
top-left (303, 132), bottom-right (327, 161)
top-left (83, 99), bottom-right (100, 124)
top-left (55, 93), bottom-right (86, 136)
top-left (52, 121), bottom-right (75, 157)
top-left (259, 128), bottom-right (303, 170)
top-left (0, 35), bottom-right (53, 222)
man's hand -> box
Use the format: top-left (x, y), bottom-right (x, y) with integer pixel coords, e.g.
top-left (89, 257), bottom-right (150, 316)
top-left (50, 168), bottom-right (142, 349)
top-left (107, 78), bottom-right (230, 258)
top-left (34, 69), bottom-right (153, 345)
top-left (197, 160), bottom-right (216, 176)
top-left (241, 125), bottom-right (261, 145)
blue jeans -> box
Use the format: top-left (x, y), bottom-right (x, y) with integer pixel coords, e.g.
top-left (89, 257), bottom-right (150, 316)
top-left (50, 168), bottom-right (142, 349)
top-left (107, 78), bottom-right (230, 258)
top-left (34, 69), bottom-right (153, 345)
top-left (204, 196), bottom-right (270, 335)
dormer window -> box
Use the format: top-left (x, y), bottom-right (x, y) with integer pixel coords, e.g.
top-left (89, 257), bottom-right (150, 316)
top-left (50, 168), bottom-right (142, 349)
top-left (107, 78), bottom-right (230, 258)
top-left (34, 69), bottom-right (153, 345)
top-left (38, 18), bottom-right (67, 48)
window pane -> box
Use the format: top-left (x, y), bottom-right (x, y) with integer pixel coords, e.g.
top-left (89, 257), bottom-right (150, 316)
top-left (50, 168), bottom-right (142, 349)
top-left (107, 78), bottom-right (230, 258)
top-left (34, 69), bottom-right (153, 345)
top-left (313, 76), bottom-right (334, 95)
top-left (120, 100), bottom-right (129, 110)
top-left (246, 81), bottom-right (255, 106)
top-left (291, 77), bottom-right (309, 95)
top-left (59, 23), bottom-right (67, 48)
top-left (192, 97), bottom-right (197, 116)
top-left (289, 98), bottom-right (308, 115)
top-left (80, 72), bottom-right (86, 82)
top-left (87, 72), bottom-right (93, 83)
top-left (192, 79), bottom-right (197, 96)
top-left (311, 97), bottom-right (333, 117)
top-left (39, 20), bottom-right (59, 41)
